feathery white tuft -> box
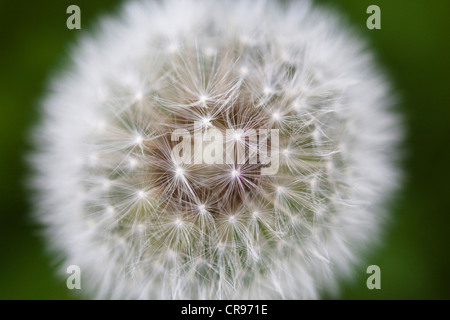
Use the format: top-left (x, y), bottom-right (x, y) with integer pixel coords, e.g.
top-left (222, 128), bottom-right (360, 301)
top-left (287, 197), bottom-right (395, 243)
top-left (31, 0), bottom-right (401, 299)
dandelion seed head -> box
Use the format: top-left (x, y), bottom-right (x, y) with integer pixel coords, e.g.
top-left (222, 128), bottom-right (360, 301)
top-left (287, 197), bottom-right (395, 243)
top-left (31, 0), bottom-right (401, 300)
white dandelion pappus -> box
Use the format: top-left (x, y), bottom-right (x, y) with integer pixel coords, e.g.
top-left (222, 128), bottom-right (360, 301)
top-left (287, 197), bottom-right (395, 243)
top-left (31, 0), bottom-right (402, 299)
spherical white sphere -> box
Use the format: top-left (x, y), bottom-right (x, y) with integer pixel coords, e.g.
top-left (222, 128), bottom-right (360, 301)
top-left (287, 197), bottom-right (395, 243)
top-left (31, 0), bottom-right (401, 299)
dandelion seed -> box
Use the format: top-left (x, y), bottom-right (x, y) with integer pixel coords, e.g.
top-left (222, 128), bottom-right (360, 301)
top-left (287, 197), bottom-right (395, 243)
top-left (106, 206), bottom-right (115, 215)
top-left (263, 87), bottom-right (273, 96)
top-left (272, 111), bottom-right (280, 121)
top-left (175, 167), bottom-right (184, 177)
top-left (137, 190), bottom-right (146, 199)
top-left (204, 47), bottom-right (216, 57)
top-left (134, 91), bottom-right (143, 101)
top-left (102, 180), bottom-right (111, 190)
top-left (128, 157), bottom-right (137, 168)
top-left (240, 66), bottom-right (249, 76)
top-left (134, 135), bottom-right (143, 145)
top-left (167, 43), bottom-right (178, 53)
top-left (202, 117), bottom-right (211, 126)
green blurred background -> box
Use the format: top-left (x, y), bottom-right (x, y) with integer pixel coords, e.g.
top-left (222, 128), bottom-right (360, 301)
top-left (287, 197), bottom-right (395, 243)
top-left (0, 0), bottom-right (449, 299)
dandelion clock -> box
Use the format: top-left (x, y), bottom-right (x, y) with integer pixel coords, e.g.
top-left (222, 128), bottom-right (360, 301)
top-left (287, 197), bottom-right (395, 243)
top-left (31, 0), bottom-right (402, 299)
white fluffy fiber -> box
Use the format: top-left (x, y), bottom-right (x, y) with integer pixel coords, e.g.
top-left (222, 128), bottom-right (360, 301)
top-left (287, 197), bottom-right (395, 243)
top-left (31, 0), bottom-right (401, 299)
